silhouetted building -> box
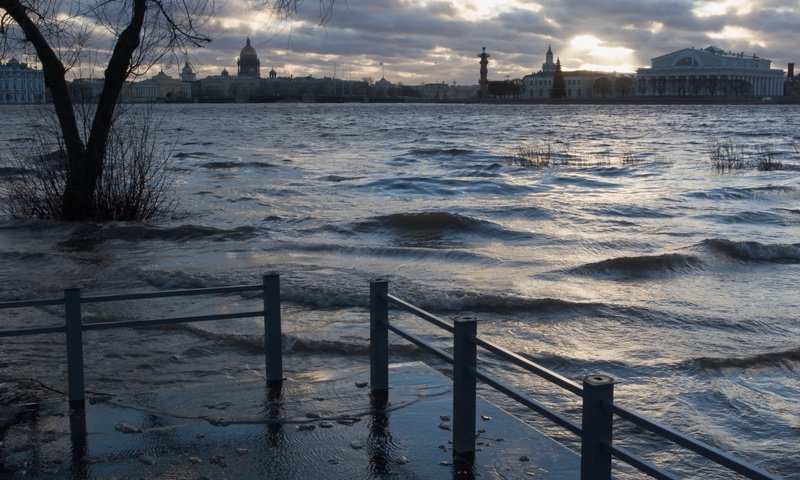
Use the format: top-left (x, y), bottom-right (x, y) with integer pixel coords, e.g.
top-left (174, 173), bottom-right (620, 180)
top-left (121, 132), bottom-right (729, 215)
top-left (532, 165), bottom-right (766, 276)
top-left (636, 46), bottom-right (785, 97)
top-left (478, 47), bottom-right (490, 96)
top-left (522, 47), bottom-right (628, 99)
top-left (238, 38), bottom-right (261, 77)
top-left (0, 58), bottom-right (46, 104)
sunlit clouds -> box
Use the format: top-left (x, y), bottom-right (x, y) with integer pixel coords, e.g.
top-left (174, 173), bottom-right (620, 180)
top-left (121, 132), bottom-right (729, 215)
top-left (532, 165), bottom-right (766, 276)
top-left (37, 0), bottom-right (797, 86)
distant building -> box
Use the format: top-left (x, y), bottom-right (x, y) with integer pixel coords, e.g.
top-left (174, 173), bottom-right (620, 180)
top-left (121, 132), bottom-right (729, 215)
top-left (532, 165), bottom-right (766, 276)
top-left (522, 46), bottom-right (628, 99)
top-left (125, 70), bottom-right (190, 101)
top-left (238, 38), bottom-right (261, 77)
top-left (636, 46), bottom-right (785, 97)
top-left (0, 58), bottom-right (46, 104)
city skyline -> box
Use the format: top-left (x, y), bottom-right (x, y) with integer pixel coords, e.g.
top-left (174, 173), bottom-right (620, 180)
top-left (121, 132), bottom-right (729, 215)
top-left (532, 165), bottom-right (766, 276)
top-left (5, 0), bottom-right (798, 87)
top-left (173, 0), bottom-right (797, 86)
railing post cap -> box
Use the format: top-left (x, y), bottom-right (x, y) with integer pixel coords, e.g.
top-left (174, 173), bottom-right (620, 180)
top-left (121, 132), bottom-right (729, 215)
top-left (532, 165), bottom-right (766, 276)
top-left (583, 374), bottom-right (616, 386)
top-left (370, 278), bottom-right (388, 284)
top-left (455, 316), bottom-right (478, 324)
top-left (263, 272), bottom-right (280, 278)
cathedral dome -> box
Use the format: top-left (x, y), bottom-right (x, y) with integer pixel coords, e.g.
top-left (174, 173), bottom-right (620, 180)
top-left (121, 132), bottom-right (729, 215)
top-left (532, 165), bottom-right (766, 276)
top-left (240, 38), bottom-right (257, 58)
top-left (237, 37), bottom-right (261, 77)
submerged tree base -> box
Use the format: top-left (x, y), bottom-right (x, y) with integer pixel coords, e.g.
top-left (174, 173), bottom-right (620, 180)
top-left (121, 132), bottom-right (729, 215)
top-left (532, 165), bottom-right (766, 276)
top-left (1, 106), bottom-right (176, 221)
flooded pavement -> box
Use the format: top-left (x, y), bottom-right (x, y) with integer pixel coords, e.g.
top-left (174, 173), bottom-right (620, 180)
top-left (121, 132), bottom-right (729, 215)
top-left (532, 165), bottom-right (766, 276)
top-left (0, 362), bottom-right (580, 479)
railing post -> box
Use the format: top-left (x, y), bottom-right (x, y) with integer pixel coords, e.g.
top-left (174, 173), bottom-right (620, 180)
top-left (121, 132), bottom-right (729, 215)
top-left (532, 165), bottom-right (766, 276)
top-left (452, 316), bottom-right (478, 456)
top-left (369, 279), bottom-right (389, 393)
top-left (263, 273), bottom-right (283, 385)
top-left (581, 374), bottom-right (615, 480)
top-left (64, 288), bottom-right (85, 409)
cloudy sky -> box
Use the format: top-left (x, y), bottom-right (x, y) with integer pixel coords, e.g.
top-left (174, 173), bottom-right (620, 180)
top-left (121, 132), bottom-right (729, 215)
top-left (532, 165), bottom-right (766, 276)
top-left (175, 0), bottom-right (798, 85)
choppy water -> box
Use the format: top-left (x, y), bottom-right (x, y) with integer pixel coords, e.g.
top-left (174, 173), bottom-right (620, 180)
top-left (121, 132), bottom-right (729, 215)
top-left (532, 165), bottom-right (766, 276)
top-left (1, 103), bottom-right (799, 479)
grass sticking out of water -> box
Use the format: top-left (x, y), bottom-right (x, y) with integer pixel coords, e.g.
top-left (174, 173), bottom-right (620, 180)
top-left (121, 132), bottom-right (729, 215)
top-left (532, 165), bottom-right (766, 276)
top-left (510, 143), bottom-right (656, 168)
top-left (708, 140), bottom-right (800, 173)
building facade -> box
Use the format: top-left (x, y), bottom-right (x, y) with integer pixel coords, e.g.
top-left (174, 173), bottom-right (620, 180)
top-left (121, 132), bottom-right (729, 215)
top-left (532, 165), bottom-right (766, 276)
top-left (0, 58), bottom-right (46, 104)
top-left (636, 46), bottom-right (785, 97)
top-left (522, 47), bottom-right (629, 99)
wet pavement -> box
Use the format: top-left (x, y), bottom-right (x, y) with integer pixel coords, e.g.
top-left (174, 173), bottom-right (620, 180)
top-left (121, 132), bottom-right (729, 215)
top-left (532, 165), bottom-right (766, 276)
top-left (1, 362), bottom-right (580, 479)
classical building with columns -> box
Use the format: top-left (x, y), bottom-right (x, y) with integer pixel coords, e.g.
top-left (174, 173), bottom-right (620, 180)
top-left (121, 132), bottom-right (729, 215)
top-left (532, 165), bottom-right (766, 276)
top-left (0, 58), bottom-right (46, 104)
top-left (636, 46), bottom-right (785, 97)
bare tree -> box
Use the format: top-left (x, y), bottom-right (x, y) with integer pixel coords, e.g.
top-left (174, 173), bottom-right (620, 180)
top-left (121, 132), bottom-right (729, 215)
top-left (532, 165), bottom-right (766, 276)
top-left (0, 0), bottom-right (333, 220)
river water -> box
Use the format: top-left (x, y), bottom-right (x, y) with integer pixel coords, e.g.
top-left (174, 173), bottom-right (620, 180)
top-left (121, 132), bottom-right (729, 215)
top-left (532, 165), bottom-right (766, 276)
top-left (1, 103), bottom-right (799, 479)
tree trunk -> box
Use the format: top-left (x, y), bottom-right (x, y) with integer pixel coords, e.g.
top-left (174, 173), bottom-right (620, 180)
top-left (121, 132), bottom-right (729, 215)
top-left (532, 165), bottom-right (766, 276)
top-left (2, 0), bottom-right (148, 220)
top-left (1, 0), bottom-right (89, 219)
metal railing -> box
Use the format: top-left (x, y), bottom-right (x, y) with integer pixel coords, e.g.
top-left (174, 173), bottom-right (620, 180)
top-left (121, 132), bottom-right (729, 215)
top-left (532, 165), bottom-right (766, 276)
top-left (368, 279), bottom-right (779, 480)
top-left (0, 273), bottom-right (285, 408)
top-left (0, 275), bottom-right (780, 480)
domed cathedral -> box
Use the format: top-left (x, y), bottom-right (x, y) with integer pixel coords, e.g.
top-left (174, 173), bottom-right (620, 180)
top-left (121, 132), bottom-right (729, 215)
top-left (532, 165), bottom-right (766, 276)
top-left (237, 38), bottom-right (261, 77)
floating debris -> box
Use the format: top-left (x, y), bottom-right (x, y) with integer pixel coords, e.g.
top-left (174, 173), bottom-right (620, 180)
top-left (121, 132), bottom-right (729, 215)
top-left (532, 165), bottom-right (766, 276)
top-left (203, 401), bottom-right (232, 410)
top-left (138, 454), bottom-right (156, 466)
top-left (189, 457), bottom-right (202, 464)
top-left (355, 381), bottom-right (368, 388)
top-left (210, 455), bottom-right (227, 467)
top-left (519, 455), bottom-right (530, 462)
top-left (208, 418), bottom-right (230, 427)
top-left (297, 424), bottom-right (316, 432)
top-left (314, 397), bottom-right (325, 401)
top-left (234, 448), bottom-right (248, 455)
top-left (439, 460), bottom-right (452, 466)
top-left (438, 423), bottom-right (451, 430)
top-left (396, 456), bottom-right (409, 465)
top-left (438, 444), bottom-right (448, 451)
top-left (495, 437), bottom-right (505, 442)
top-left (328, 458), bottom-right (339, 465)
top-left (306, 412), bottom-right (321, 419)
top-left (440, 414), bottom-right (451, 421)
top-left (81, 455), bottom-right (106, 465)
top-left (481, 415), bottom-right (492, 421)
top-left (350, 441), bottom-right (364, 450)
top-left (114, 422), bottom-right (142, 434)
top-left (320, 422), bottom-right (333, 428)
top-left (195, 433), bottom-right (206, 440)
top-left (337, 417), bottom-right (360, 426)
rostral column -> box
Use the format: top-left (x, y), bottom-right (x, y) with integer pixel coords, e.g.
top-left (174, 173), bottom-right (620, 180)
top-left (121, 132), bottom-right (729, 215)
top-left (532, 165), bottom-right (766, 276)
top-left (478, 47), bottom-right (490, 96)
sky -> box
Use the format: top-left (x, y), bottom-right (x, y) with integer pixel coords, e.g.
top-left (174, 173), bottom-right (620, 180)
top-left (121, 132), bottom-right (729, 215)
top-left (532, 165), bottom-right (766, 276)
top-left (46, 0), bottom-right (800, 85)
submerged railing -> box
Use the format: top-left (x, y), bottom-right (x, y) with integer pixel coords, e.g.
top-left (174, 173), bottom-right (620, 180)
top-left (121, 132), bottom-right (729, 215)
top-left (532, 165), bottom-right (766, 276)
top-left (0, 273), bottom-right (285, 408)
top-left (368, 279), bottom-right (779, 480)
top-left (0, 275), bottom-right (780, 480)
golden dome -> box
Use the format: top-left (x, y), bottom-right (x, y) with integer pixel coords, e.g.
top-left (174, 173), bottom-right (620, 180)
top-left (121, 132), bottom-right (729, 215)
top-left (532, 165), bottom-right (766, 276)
top-left (240, 38), bottom-right (257, 58)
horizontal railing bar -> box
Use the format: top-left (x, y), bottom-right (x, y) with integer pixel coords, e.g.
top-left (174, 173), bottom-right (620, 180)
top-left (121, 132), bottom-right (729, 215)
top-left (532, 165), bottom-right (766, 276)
top-left (474, 337), bottom-right (583, 396)
top-left (386, 294), bottom-right (454, 334)
top-left (613, 404), bottom-right (778, 480)
top-left (610, 443), bottom-right (681, 480)
top-left (386, 323), bottom-right (454, 364)
top-left (83, 311), bottom-right (265, 331)
top-left (475, 369), bottom-right (582, 436)
top-left (0, 325), bottom-right (66, 337)
top-left (81, 284), bottom-right (263, 303)
top-left (0, 298), bottom-right (64, 309)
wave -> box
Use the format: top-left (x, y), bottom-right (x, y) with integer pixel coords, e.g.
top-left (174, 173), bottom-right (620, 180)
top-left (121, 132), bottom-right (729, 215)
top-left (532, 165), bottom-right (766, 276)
top-left (362, 176), bottom-right (537, 196)
top-left (93, 224), bottom-right (258, 243)
top-left (686, 185), bottom-right (799, 201)
top-left (693, 347), bottom-right (800, 371)
top-left (348, 211), bottom-right (532, 243)
top-left (407, 147), bottom-right (474, 157)
top-left (198, 160), bottom-right (276, 169)
top-left (571, 253), bottom-right (703, 278)
top-left (700, 238), bottom-right (800, 263)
